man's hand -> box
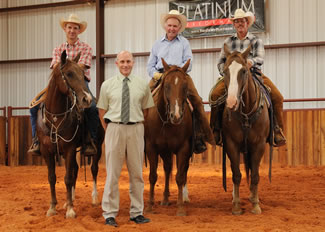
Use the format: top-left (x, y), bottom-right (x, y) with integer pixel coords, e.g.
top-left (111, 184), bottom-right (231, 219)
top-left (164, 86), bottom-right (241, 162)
top-left (153, 72), bottom-right (163, 81)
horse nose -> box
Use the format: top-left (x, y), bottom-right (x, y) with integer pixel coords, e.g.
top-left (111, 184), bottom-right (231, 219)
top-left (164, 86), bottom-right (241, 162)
top-left (82, 93), bottom-right (92, 107)
top-left (226, 96), bottom-right (237, 110)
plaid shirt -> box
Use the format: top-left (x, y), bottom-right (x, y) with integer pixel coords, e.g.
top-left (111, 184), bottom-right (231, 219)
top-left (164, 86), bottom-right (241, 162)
top-left (217, 32), bottom-right (265, 76)
top-left (50, 39), bottom-right (93, 81)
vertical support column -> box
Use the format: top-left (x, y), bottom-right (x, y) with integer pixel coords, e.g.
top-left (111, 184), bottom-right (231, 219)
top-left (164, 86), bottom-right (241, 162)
top-left (96, 0), bottom-right (105, 99)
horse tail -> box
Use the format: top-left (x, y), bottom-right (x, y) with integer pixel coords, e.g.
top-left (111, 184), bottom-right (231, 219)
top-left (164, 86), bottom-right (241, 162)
top-left (244, 152), bottom-right (250, 185)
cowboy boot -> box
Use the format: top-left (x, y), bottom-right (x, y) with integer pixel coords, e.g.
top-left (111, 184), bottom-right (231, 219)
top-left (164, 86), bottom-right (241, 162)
top-left (28, 136), bottom-right (40, 155)
top-left (210, 104), bottom-right (223, 146)
top-left (273, 102), bottom-right (286, 147)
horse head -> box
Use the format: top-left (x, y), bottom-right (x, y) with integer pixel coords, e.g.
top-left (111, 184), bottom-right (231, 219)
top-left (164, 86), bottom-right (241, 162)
top-left (161, 58), bottom-right (190, 125)
top-left (53, 50), bottom-right (92, 110)
top-left (223, 44), bottom-right (251, 111)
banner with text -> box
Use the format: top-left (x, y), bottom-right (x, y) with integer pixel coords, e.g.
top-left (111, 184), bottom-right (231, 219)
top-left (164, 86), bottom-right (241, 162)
top-left (169, 0), bottom-right (265, 39)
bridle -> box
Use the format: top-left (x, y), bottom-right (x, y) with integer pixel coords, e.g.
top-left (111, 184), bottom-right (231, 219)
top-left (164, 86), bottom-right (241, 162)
top-left (156, 68), bottom-right (187, 127)
top-left (42, 63), bottom-right (84, 153)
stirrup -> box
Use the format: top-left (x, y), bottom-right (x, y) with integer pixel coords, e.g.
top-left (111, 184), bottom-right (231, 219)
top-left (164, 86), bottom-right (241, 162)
top-left (273, 127), bottom-right (286, 147)
top-left (28, 138), bottom-right (40, 155)
top-left (84, 139), bottom-right (97, 156)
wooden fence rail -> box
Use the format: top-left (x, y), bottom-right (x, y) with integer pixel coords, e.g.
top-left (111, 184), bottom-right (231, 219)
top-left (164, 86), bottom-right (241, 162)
top-left (2, 103), bottom-right (325, 167)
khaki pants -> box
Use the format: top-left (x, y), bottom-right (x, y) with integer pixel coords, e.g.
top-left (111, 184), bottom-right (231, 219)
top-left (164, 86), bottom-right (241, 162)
top-left (102, 122), bottom-right (145, 219)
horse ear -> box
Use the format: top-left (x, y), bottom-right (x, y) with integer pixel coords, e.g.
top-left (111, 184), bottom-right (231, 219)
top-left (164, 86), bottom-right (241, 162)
top-left (161, 58), bottom-right (170, 71)
top-left (74, 53), bottom-right (81, 63)
top-left (242, 45), bottom-right (251, 60)
top-left (224, 44), bottom-right (231, 57)
top-left (61, 50), bottom-right (67, 66)
top-left (182, 59), bottom-right (191, 73)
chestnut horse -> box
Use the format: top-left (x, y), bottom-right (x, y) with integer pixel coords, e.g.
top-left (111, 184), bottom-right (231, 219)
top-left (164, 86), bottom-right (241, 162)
top-left (36, 51), bottom-right (104, 218)
top-left (144, 59), bottom-right (193, 216)
top-left (220, 44), bottom-right (271, 215)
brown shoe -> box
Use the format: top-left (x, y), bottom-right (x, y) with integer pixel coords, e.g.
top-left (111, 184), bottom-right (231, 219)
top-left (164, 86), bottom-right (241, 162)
top-left (28, 137), bottom-right (40, 155)
top-left (274, 126), bottom-right (286, 147)
top-left (84, 139), bottom-right (97, 156)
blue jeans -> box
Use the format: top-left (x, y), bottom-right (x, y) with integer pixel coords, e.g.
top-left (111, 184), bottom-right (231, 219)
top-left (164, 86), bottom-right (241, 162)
top-left (30, 104), bottom-right (39, 138)
top-left (85, 81), bottom-right (99, 141)
top-left (30, 80), bottom-right (99, 141)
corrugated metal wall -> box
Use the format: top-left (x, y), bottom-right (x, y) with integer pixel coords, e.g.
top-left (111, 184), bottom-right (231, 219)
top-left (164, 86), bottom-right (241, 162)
top-left (0, 0), bottom-right (325, 110)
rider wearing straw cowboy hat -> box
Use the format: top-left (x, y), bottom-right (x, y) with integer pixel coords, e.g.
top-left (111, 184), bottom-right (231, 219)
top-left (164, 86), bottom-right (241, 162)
top-left (147, 9), bottom-right (215, 154)
top-left (28, 13), bottom-right (100, 156)
top-left (209, 8), bottom-right (286, 147)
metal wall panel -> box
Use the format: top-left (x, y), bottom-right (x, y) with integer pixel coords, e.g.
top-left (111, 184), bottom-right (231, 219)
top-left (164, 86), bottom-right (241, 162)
top-left (1, 0), bottom-right (325, 111)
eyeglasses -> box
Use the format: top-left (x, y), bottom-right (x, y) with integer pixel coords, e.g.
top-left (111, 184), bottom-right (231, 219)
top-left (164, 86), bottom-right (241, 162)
top-left (233, 19), bottom-right (247, 24)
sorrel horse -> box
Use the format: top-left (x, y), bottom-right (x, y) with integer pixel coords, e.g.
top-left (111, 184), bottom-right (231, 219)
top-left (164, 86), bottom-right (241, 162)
top-left (144, 58), bottom-right (193, 216)
top-left (36, 51), bottom-right (104, 218)
top-left (220, 44), bottom-right (271, 215)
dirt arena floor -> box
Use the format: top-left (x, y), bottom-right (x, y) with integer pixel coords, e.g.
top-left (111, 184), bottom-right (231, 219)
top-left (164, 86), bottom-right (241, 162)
top-left (1, 161), bottom-right (325, 232)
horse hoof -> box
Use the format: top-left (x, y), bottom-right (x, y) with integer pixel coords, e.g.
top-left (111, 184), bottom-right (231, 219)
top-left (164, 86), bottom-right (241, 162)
top-left (232, 205), bottom-right (243, 215)
top-left (251, 204), bottom-right (262, 214)
top-left (183, 196), bottom-right (190, 203)
top-left (46, 209), bottom-right (56, 217)
top-left (92, 198), bottom-right (99, 206)
top-left (66, 208), bottom-right (76, 218)
top-left (176, 208), bottom-right (186, 216)
top-left (160, 200), bottom-right (170, 206)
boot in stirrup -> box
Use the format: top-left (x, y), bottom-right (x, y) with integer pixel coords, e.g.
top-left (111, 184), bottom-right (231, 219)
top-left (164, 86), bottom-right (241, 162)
top-left (273, 126), bottom-right (286, 147)
top-left (84, 138), bottom-right (97, 156)
top-left (28, 137), bottom-right (40, 155)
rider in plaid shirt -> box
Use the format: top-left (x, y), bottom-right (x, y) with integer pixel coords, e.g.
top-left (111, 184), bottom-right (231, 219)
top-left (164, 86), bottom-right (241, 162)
top-left (209, 9), bottom-right (286, 147)
top-left (28, 14), bottom-right (99, 155)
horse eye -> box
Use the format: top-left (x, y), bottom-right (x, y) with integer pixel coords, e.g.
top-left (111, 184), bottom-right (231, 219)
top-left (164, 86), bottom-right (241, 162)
top-left (66, 72), bottom-right (73, 78)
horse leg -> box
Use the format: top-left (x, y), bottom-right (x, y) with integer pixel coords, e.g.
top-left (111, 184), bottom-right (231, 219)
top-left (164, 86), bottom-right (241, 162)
top-left (90, 145), bottom-right (101, 206)
top-left (182, 155), bottom-right (190, 203)
top-left (64, 150), bottom-right (77, 218)
top-left (161, 153), bottom-right (172, 206)
top-left (145, 151), bottom-right (158, 213)
top-left (175, 147), bottom-right (190, 216)
top-left (46, 154), bottom-right (57, 217)
top-left (230, 156), bottom-right (242, 215)
top-left (249, 151), bottom-right (263, 214)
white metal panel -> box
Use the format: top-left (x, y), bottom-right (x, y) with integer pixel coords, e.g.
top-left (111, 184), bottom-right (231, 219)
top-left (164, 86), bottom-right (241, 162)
top-left (303, 47), bottom-right (317, 108)
top-left (317, 0), bottom-right (325, 41)
top-left (1, 0), bottom-right (325, 111)
top-left (303, 0), bottom-right (317, 42)
top-left (288, 48), bottom-right (304, 109)
top-left (317, 46), bottom-right (325, 108)
top-left (289, 0), bottom-right (303, 43)
top-left (8, 9), bottom-right (53, 60)
top-left (0, 13), bottom-right (8, 60)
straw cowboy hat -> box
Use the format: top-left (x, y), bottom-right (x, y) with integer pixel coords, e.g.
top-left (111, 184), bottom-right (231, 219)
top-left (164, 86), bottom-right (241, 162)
top-left (160, 10), bottom-right (187, 32)
top-left (230, 9), bottom-right (255, 28)
top-left (60, 14), bottom-right (87, 33)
